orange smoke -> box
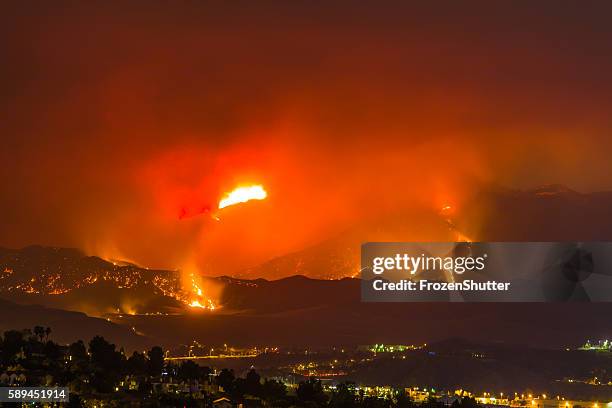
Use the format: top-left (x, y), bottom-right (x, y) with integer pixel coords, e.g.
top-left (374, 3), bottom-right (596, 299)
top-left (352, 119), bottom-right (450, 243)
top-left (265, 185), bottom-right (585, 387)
top-left (5, 1), bottom-right (612, 282)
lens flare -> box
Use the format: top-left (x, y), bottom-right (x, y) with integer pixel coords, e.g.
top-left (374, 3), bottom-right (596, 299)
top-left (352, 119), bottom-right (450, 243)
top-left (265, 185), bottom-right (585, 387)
top-left (218, 185), bottom-right (267, 209)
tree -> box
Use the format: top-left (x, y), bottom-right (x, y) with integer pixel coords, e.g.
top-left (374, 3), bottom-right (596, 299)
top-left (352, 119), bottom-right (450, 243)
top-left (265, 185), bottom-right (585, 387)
top-left (147, 346), bottom-right (165, 377)
top-left (88, 336), bottom-right (124, 393)
top-left (34, 326), bottom-right (45, 342)
top-left (177, 360), bottom-right (200, 382)
top-left (457, 397), bottom-right (479, 408)
top-left (127, 351), bottom-right (148, 376)
top-left (422, 396), bottom-right (445, 408)
top-left (69, 340), bottom-right (88, 363)
top-left (262, 379), bottom-right (287, 403)
top-left (245, 368), bottom-right (262, 396)
top-left (216, 368), bottom-right (235, 392)
top-left (200, 365), bottom-right (212, 380)
top-left (2, 330), bottom-right (24, 363)
top-left (329, 382), bottom-right (357, 408)
top-left (395, 392), bottom-right (415, 408)
top-left (297, 377), bottom-right (327, 405)
top-left (43, 340), bottom-right (61, 360)
top-left (89, 336), bottom-right (123, 370)
top-left (362, 396), bottom-right (393, 408)
top-left (233, 377), bottom-right (247, 398)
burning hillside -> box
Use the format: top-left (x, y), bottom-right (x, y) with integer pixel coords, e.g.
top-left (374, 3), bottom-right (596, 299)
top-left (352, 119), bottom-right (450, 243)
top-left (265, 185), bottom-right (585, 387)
top-left (0, 246), bottom-right (219, 315)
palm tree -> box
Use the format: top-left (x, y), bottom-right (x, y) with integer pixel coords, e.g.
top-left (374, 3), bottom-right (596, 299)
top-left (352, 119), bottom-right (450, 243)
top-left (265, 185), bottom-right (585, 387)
top-left (33, 326), bottom-right (45, 342)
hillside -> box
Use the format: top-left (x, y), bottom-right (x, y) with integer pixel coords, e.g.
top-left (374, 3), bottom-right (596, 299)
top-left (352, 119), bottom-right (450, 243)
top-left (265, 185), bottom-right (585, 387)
top-left (0, 298), bottom-right (153, 351)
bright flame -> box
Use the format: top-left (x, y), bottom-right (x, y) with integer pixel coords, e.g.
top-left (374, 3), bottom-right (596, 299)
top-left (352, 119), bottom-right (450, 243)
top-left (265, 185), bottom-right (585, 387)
top-left (189, 300), bottom-right (205, 308)
top-left (192, 277), bottom-right (204, 298)
top-left (189, 299), bottom-right (216, 309)
top-left (219, 185), bottom-right (267, 209)
top-left (187, 273), bottom-right (217, 310)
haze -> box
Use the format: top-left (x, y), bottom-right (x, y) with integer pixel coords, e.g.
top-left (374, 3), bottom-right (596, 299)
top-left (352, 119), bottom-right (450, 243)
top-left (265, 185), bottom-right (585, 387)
top-left (2, 1), bottom-right (612, 275)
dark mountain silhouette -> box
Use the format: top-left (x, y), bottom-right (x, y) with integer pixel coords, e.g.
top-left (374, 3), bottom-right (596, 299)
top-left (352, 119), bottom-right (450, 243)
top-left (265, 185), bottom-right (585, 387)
top-left (457, 184), bottom-right (612, 241)
top-left (0, 298), bottom-right (152, 350)
top-left (216, 275), bottom-right (359, 312)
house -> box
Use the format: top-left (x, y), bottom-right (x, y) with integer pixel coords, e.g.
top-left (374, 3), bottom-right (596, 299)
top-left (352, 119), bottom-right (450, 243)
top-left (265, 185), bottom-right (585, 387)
top-left (213, 396), bottom-right (242, 408)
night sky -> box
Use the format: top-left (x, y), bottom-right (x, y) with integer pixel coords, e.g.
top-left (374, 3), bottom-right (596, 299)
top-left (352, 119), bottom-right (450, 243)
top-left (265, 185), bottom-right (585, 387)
top-left (3, 1), bottom-right (612, 274)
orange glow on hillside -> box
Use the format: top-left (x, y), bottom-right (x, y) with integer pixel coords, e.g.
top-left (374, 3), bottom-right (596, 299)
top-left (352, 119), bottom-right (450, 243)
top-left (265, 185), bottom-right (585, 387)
top-left (219, 185), bottom-right (267, 209)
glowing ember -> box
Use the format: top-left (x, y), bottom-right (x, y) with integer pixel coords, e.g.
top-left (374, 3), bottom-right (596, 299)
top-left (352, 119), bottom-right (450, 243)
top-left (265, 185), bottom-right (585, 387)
top-left (219, 185), bottom-right (267, 209)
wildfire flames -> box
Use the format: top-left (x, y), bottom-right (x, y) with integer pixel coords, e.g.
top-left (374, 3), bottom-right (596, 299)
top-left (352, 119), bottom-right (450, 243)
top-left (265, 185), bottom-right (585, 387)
top-left (187, 273), bottom-right (217, 310)
top-left (218, 185), bottom-right (267, 209)
top-left (183, 184), bottom-right (269, 310)
top-left (188, 299), bottom-right (215, 309)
